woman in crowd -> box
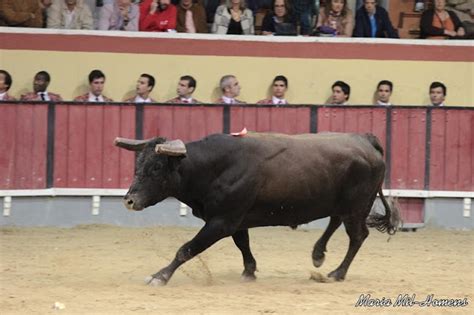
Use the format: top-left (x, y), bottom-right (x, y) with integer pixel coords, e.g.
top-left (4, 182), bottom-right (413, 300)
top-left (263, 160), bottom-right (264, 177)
top-left (420, 0), bottom-right (465, 39)
top-left (315, 0), bottom-right (354, 37)
top-left (261, 0), bottom-right (296, 35)
top-left (212, 0), bottom-right (254, 35)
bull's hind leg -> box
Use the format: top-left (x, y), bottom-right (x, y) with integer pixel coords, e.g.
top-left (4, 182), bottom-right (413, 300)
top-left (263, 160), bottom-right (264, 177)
top-left (312, 216), bottom-right (342, 268)
top-left (146, 218), bottom-right (237, 286)
top-left (327, 217), bottom-right (369, 281)
top-left (232, 229), bottom-right (257, 281)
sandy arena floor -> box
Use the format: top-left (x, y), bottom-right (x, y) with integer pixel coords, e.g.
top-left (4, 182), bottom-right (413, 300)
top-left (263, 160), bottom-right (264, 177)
top-left (0, 225), bottom-right (472, 314)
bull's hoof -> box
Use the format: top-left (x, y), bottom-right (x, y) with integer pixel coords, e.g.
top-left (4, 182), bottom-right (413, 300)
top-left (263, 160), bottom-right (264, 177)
top-left (327, 269), bottom-right (345, 282)
top-left (312, 254), bottom-right (325, 268)
top-left (145, 275), bottom-right (167, 286)
top-left (241, 272), bottom-right (257, 282)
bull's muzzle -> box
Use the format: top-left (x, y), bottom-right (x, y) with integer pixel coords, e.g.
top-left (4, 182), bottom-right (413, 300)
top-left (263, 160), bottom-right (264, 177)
top-left (123, 195), bottom-right (143, 211)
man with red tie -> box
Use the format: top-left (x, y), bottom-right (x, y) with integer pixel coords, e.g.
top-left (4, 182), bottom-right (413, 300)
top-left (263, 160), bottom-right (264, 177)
top-left (20, 71), bottom-right (63, 102)
top-left (257, 75), bottom-right (289, 105)
top-left (166, 75), bottom-right (200, 104)
top-left (215, 74), bottom-right (245, 104)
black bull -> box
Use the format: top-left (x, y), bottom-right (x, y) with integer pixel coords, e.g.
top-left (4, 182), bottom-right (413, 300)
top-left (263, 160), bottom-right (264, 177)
top-left (115, 131), bottom-right (399, 286)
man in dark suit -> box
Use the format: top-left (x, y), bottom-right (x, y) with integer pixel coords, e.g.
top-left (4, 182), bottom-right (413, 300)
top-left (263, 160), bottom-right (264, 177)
top-left (353, 0), bottom-right (399, 38)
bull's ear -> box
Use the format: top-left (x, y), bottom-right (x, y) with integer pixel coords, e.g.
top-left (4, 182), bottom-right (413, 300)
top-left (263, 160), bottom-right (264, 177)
top-left (114, 137), bottom-right (154, 151)
top-left (155, 140), bottom-right (187, 156)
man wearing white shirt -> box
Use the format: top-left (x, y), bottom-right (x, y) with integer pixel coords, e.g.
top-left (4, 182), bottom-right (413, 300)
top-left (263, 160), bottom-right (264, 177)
top-left (20, 71), bottom-right (63, 102)
top-left (257, 75), bottom-right (289, 105)
top-left (125, 74), bottom-right (156, 103)
top-left (375, 80), bottom-right (393, 106)
top-left (166, 75), bottom-right (201, 104)
top-left (429, 82), bottom-right (447, 107)
top-left (74, 69), bottom-right (113, 102)
top-left (215, 75), bottom-right (245, 104)
top-left (330, 81), bottom-right (351, 105)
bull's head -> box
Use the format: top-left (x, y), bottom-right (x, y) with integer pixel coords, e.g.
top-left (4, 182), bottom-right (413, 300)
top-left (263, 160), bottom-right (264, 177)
top-left (114, 137), bottom-right (186, 211)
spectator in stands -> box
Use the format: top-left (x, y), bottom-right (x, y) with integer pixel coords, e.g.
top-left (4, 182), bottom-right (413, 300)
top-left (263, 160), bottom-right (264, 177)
top-left (74, 70), bottom-right (113, 102)
top-left (353, 0), bottom-right (399, 38)
top-left (330, 81), bottom-right (350, 105)
top-left (176, 0), bottom-right (208, 33)
top-left (261, 0), bottom-right (297, 35)
top-left (0, 0), bottom-right (43, 27)
top-left (83, 0), bottom-right (106, 28)
top-left (98, 0), bottom-right (139, 31)
top-left (125, 74), bottom-right (156, 102)
top-left (212, 0), bottom-right (255, 34)
top-left (316, 0), bottom-right (354, 37)
top-left (40, 0), bottom-right (54, 27)
top-left (429, 81), bottom-right (446, 106)
top-left (293, 0), bottom-right (314, 35)
top-left (166, 75), bottom-right (201, 103)
top-left (374, 80), bottom-right (393, 106)
top-left (0, 70), bottom-right (16, 101)
top-left (257, 75), bottom-right (289, 104)
top-left (139, 0), bottom-right (177, 32)
top-left (420, 0), bottom-right (465, 38)
top-left (447, 0), bottom-right (474, 23)
top-left (20, 71), bottom-right (63, 101)
top-left (205, 0), bottom-right (220, 24)
top-left (47, 0), bottom-right (94, 30)
top-left (216, 75), bottom-right (245, 104)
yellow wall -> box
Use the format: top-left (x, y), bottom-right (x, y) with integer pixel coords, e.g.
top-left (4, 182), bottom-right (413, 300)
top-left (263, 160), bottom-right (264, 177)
top-left (1, 49), bottom-right (473, 106)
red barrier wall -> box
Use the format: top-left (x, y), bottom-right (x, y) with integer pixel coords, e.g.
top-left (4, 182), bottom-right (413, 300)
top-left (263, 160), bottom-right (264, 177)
top-left (230, 107), bottom-right (311, 134)
top-left (317, 107), bottom-right (387, 150)
top-left (390, 109), bottom-right (427, 189)
top-left (0, 103), bottom-right (48, 189)
top-left (0, 103), bottom-right (472, 192)
top-left (430, 110), bottom-right (473, 191)
top-left (143, 106), bottom-right (223, 142)
top-left (54, 104), bottom-right (136, 188)
top-left (398, 198), bottom-right (424, 224)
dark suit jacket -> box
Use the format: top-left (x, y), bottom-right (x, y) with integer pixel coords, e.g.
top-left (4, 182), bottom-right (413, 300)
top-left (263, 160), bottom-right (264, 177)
top-left (353, 6), bottom-right (399, 38)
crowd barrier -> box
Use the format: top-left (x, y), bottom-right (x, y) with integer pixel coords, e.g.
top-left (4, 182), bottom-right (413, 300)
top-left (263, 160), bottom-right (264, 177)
top-left (1, 102), bottom-right (472, 193)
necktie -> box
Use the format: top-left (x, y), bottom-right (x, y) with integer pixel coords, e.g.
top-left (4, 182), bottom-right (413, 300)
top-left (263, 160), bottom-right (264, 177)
top-left (182, 99), bottom-right (189, 103)
top-left (95, 96), bottom-right (100, 102)
top-left (40, 93), bottom-right (46, 101)
top-left (278, 100), bottom-right (283, 105)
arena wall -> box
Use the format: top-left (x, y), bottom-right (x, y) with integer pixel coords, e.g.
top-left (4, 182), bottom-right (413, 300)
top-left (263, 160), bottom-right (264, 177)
top-left (1, 28), bottom-right (473, 106)
top-left (1, 28), bottom-right (473, 230)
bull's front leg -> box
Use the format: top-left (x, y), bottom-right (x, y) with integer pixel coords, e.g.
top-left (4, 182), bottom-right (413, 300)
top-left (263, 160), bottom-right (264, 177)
top-left (146, 218), bottom-right (237, 286)
top-left (232, 229), bottom-right (257, 281)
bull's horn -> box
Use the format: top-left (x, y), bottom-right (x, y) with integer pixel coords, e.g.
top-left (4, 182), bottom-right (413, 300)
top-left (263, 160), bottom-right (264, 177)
top-left (155, 140), bottom-right (187, 156)
top-left (114, 137), bottom-right (154, 151)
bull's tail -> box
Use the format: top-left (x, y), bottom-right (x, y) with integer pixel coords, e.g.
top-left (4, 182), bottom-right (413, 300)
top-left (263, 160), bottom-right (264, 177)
top-left (366, 188), bottom-right (400, 235)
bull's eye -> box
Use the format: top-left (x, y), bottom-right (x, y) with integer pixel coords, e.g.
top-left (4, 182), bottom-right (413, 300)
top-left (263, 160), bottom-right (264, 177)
top-left (151, 162), bottom-right (163, 176)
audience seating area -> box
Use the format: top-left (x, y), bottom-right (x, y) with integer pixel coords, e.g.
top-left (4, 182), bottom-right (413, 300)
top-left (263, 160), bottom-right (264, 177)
top-left (0, 0), bottom-right (472, 39)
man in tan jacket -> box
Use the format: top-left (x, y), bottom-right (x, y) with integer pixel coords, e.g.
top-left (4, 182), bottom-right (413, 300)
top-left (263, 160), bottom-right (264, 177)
top-left (47, 0), bottom-right (93, 30)
top-left (0, 0), bottom-right (43, 27)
